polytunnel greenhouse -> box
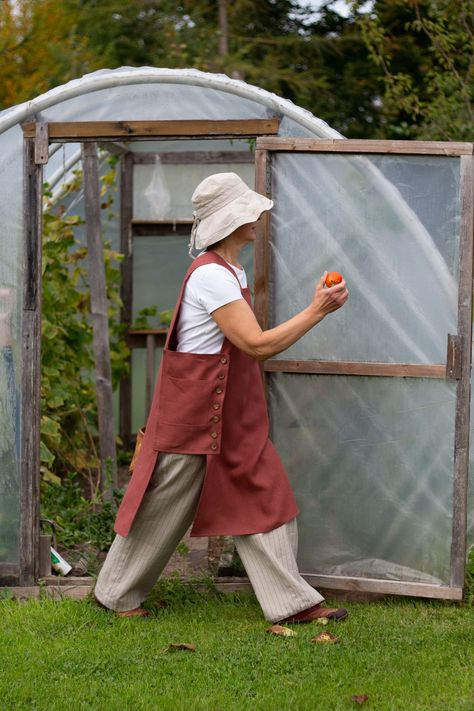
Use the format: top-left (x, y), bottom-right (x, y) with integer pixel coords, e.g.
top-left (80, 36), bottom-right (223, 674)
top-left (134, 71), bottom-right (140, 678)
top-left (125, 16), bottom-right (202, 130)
top-left (0, 66), bottom-right (472, 597)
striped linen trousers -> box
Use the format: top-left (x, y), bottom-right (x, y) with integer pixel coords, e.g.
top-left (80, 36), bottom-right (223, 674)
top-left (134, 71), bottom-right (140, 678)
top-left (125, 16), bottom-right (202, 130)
top-left (94, 451), bottom-right (324, 621)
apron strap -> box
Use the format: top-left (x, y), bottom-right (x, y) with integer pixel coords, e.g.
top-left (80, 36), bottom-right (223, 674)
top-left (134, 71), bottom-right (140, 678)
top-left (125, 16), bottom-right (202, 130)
top-left (165, 251), bottom-right (246, 353)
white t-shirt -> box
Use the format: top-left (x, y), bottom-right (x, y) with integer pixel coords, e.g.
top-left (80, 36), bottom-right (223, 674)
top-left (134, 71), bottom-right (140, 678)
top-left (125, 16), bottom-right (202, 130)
top-left (176, 262), bottom-right (247, 354)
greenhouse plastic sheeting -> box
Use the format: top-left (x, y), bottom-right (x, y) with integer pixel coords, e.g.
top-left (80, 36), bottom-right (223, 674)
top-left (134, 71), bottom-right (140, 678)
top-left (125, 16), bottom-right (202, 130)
top-left (266, 150), bottom-right (464, 585)
top-left (0, 67), bottom-right (341, 574)
top-left (269, 373), bottom-right (455, 584)
top-left (270, 153), bottom-right (459, 364)
top-left (0, 125), bottom-right (22, 564)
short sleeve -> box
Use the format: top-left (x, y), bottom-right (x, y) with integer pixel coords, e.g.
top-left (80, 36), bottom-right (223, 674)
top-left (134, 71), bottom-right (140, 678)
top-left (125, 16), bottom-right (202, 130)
top-left (187, 264), bottom-right (244, 314)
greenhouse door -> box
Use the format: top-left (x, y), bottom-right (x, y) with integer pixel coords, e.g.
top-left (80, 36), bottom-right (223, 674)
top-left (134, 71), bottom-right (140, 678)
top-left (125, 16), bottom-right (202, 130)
top-left (254, 138), bottom-right (474, 600)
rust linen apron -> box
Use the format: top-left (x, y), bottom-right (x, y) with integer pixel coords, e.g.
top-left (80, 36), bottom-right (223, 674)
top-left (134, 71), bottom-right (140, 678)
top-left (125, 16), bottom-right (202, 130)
top-left (114, 251), bottom-right (298, 538)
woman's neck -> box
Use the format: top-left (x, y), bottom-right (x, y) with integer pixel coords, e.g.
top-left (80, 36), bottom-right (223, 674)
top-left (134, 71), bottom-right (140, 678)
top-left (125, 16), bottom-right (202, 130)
top-left (211, 242), bottom-right (242, 269)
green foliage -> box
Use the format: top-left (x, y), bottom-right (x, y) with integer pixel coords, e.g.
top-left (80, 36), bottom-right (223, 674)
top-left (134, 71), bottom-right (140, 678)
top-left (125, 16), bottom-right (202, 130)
top-left (40, 472), bottom-right (123, 552)
top-left (354, 0), bottom-right (474, 139)
top-left (465, 545), bottom-right (474, 606)
top-left (61, 0), bottom-right (383, 138)
top-left (132, 306), bottom-right (158, 330)
top-left (159, 309), bottom-right (173, 327)
top-left (41, 159), bottom-right (129, 491)
top-left (132, 306), bottom-right (173, 330)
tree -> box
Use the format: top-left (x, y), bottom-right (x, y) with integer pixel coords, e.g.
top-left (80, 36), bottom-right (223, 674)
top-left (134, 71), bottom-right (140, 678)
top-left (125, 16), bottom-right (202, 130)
top-left (0, 0), bottom-right (93, 110)
top-left (354, 0), bottom-right (474, 140)
top-left (65, 0), bottom-right (383, 137)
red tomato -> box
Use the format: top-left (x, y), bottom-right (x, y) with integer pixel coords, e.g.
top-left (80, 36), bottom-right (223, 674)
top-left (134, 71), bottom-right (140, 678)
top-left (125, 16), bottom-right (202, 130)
top-left (325, 271), bottom-right (343, 288)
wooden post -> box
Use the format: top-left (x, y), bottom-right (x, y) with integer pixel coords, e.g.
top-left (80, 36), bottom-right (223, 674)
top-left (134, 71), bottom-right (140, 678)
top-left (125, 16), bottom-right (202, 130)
top-left (145, 334), bottom-right (155, 418)
top-left (20, 138), bottom-right (42, 585)
top-left (119, 152), bottom-right (134, 449)
top-left (450, 154), bottom-right (474, 589)
top-left (82, 143), bottom-right (117, 496)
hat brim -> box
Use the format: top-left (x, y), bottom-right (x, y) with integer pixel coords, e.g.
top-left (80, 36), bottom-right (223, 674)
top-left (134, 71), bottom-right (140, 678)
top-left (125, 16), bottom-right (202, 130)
top-left (194, 190), bottom-right (273, 250)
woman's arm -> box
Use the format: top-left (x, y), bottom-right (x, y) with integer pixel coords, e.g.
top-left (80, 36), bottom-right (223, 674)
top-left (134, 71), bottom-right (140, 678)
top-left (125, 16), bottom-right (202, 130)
top-left (211, 273), bottom-right (348, 361)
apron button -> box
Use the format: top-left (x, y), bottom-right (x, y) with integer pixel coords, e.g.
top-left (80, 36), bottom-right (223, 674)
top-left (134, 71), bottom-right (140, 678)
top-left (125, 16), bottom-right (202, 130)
top-left (217, 373), bottom-right (225, 380)
top-left (212, 403), bottom-right (220, 410)
top-left (220, 357), bottom-right (228, 364)
top-left (210, 443), bottom-right (218, 451)
top-left (212, 415), bottom-right (220, 422)
top-left (211, 431), bottom-right (218, 439)
top-left (215, 387), bottom-right (223, 394)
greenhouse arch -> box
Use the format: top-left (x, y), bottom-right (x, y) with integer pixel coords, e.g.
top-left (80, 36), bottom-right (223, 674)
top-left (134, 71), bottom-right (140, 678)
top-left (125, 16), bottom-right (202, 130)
top-left (0, 67), bottom-right (472, 598)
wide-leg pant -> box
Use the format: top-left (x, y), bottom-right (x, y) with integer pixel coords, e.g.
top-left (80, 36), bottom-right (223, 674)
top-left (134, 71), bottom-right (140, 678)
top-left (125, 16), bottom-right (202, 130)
top-left (94, 451), bottom-right (323, 622)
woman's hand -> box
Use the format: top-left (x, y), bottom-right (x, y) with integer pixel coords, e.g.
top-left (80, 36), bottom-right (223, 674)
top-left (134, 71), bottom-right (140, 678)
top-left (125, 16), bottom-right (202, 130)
top-left (211, 272), bottom-right (349, 362)
top-left (310, 272), bottom-right (349, 320)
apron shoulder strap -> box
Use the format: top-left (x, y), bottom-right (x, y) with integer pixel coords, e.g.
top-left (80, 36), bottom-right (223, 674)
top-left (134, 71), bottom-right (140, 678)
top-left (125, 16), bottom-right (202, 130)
top-left (165, 251), bottom-right (243, 350)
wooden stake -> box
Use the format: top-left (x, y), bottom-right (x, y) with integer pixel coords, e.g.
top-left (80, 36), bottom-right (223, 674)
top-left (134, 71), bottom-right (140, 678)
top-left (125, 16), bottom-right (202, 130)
top-left (82, 143), bottom-right (117, 496)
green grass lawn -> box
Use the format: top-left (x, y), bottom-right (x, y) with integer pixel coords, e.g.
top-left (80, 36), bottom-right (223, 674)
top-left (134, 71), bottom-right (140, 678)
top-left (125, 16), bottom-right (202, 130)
top-left (0, 583), bottom-right (473, 711)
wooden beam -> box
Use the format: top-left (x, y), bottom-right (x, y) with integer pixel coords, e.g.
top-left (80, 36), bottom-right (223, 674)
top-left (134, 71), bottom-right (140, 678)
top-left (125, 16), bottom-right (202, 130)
top-left (145, 334), bottom-right (156, 418)
top-left (450, 154), bottom-right (474, 588)
top-left (301, 574), bottom-right (463, 601)
top-left (34, 123), bottom-right (49, 165)
top-left (132, 151), bottom-right (254, 165)
top-left (9, 585), bottom-right (92, 601)
top-left (0, 564), bottom-right (20, 586)
top-left (127, 330), bottom-right (167, 350)
top-left (22, 119), bottom-right (280, 140)
top-left (256, 137), bottom-right (474, 156)
top-left (119, 153), bottom-right (134, 450)
top-left (254, 148), bottom-right (271, 332)
top-left (20, 138), bottom-right (42, 586)
top-left (131, 220), bottom-right (192, 237)
top-left (82, 143), bottom-right (117, 495)
top-left (97, 141), bottom-right (129, 156)
top-left (264, 360), bottom-right (447, 379)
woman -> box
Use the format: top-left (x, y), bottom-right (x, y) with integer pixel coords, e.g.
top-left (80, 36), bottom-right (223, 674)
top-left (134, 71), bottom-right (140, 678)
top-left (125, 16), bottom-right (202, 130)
top-left (95, 172), bottom-right (349, 621)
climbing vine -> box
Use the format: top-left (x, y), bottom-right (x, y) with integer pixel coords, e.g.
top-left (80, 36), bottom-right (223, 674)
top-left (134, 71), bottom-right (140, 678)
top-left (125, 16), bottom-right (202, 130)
top-left (40, 158), bottom-right (129, 496)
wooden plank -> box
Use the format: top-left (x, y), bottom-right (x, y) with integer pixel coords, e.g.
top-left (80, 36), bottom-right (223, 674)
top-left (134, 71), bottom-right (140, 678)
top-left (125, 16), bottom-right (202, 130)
top-left (256, 137), bottom-right (474, 156)
top-left (40, 575), bottom-right (93, 586)
top-left (0, 564), bottom-right (20, 586)
top-left (131, 220), bottom-right (192, 237)
top-left (254, 148), bottom-right (271, 331)
top-left (132, 151), bottom-right (254, 165)
top-left (145, 334), bottom-right (155, 418)
top-left (39, 535), bottom-right (52, 577)
top-left (34, 123), bottom-right (49, 164)
top-left (119, 153), bottom-right (134, 450)
top-left (97, 141), bottom-right (129, 156)
top-left (82, 143), bottom-right (117, 495)
top-left (450, 154), bottom-right (474, 589)
top-left (9, 585), bottom-right (92, 601)
top-left (264, 360), bottom-right (447, 379)
top-left (22, 119), bottom-right (280, 140)
top-left (127, 331), bottom-right (167, 349)
top-left (20, 138), bottom-right (42, 586)
top-left (301, 574), bottom-right (463, 600)
top-left (128, 328), bottom-right (168, 335)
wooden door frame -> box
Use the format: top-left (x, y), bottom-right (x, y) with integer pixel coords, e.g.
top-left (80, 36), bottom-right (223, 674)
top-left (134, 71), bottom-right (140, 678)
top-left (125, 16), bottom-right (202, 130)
top-left (10, 119), bottom-right (281, 586)
top-left (254, 137), bottom-right (474, 600)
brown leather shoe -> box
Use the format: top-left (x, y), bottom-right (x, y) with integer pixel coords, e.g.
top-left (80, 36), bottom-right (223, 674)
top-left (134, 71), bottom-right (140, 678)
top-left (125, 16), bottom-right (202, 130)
top-left (279, 603), bottom-right (348, 624)
top-left (116, 607), bottom-right (150, 618)
top-left (94, 594), bottom-right (150, 618)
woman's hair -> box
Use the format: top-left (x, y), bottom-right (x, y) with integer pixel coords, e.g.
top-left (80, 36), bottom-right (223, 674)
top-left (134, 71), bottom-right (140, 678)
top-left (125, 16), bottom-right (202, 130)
top-left (206, 238), bottom-right (226, 251)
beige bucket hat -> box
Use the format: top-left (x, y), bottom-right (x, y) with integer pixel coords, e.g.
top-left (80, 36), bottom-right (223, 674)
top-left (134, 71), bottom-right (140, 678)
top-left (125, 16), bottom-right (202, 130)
top-left (189, 172), bottom-right (273, 257)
